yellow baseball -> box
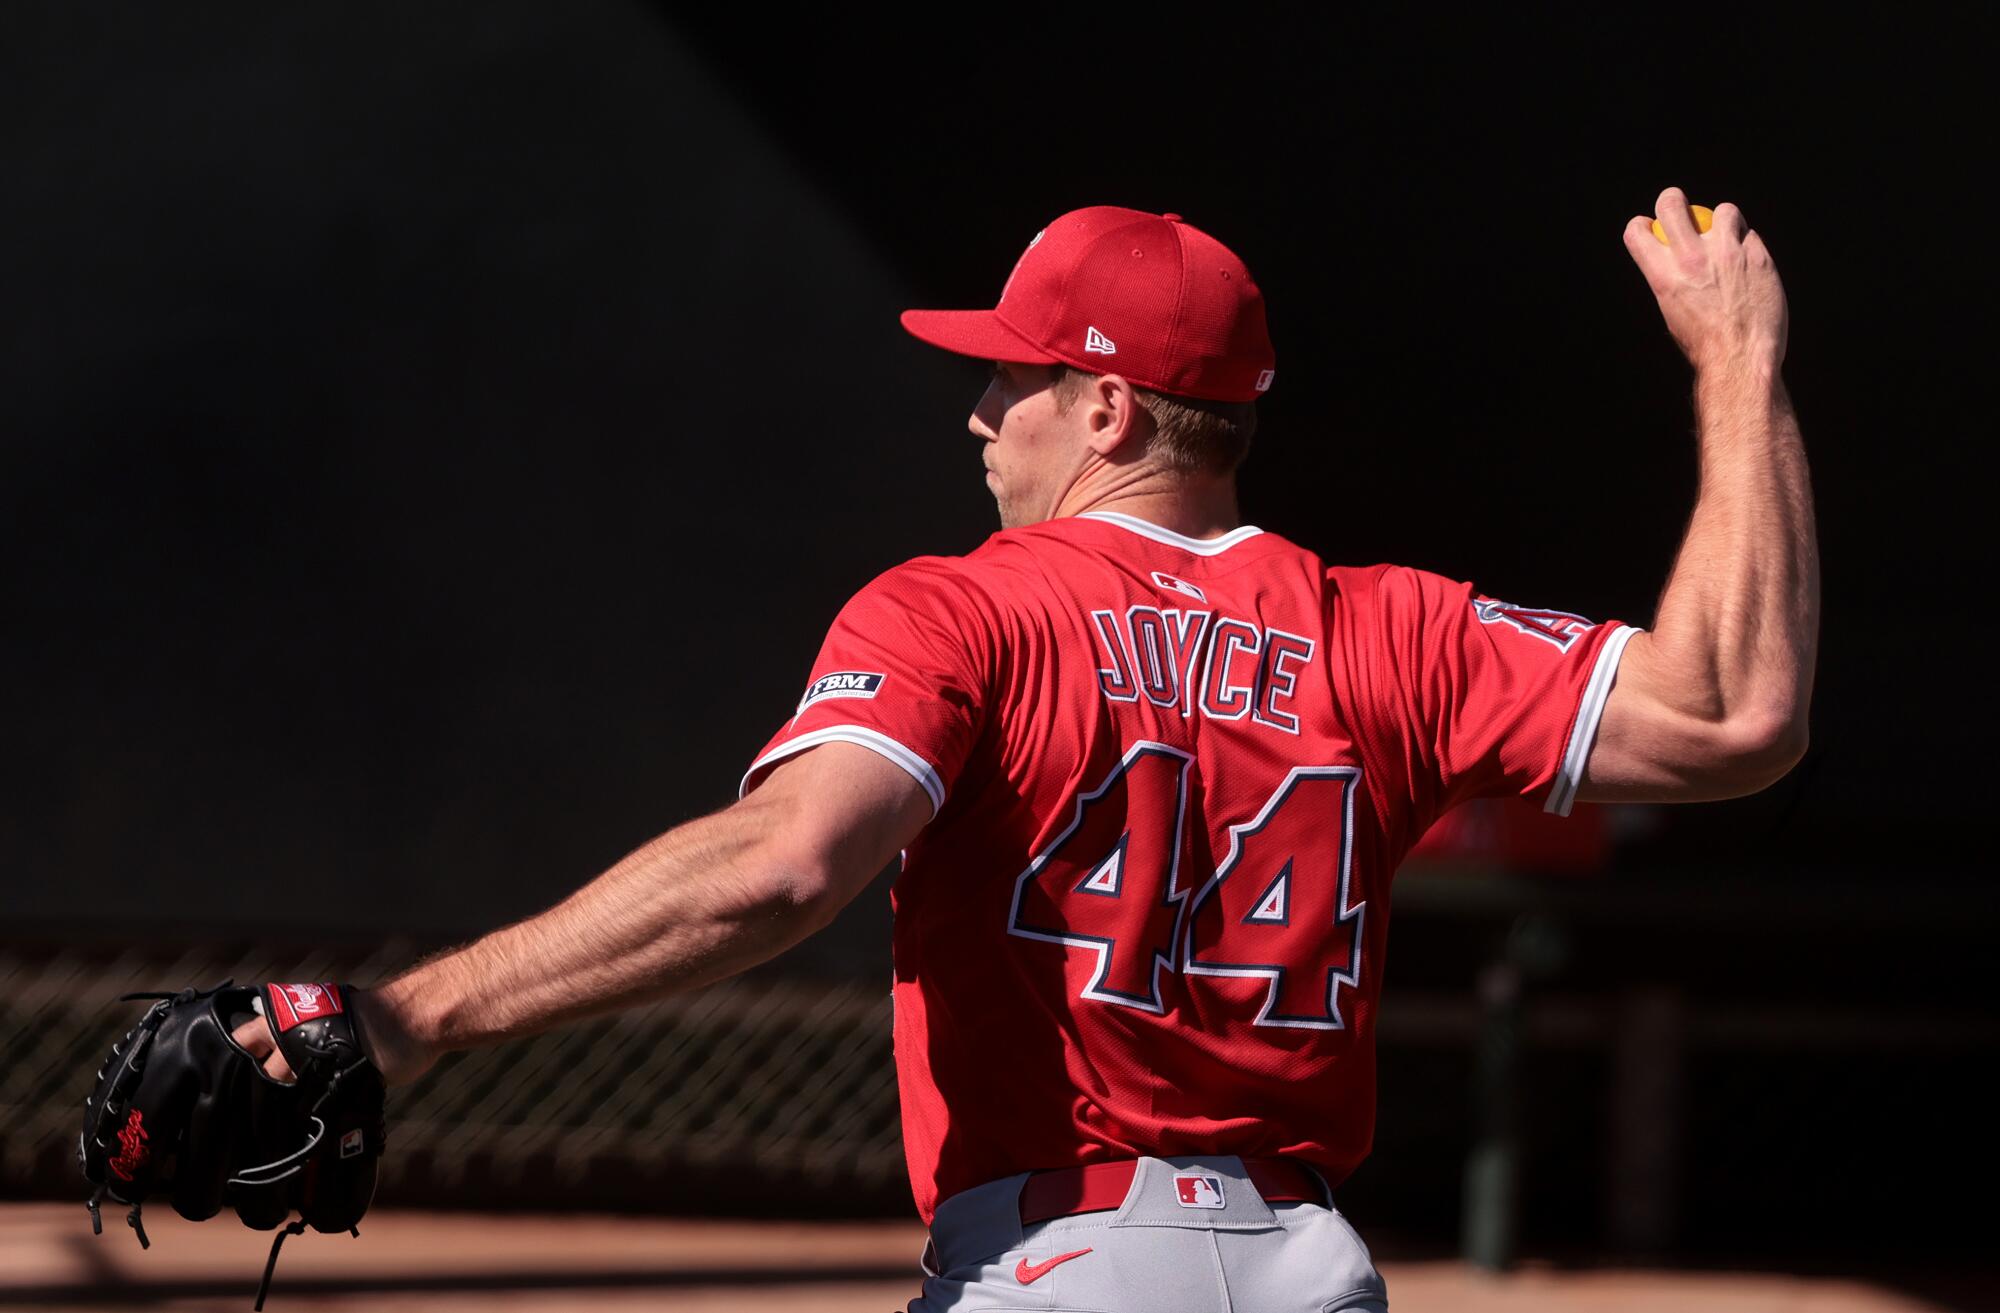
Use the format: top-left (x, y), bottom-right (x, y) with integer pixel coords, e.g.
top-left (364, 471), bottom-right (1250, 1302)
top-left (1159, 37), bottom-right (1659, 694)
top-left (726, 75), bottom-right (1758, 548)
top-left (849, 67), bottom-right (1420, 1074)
top-left (1651, 204), bottom-right (1715, 245)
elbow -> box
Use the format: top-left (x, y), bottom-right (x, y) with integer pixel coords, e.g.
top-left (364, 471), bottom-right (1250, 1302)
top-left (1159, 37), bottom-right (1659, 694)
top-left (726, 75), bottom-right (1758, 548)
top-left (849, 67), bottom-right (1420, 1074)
top-left (749, 841), bottom-right (865, 935)
top-left (718, 794), bottom-right (857, 934)
top-left (1707, 707), bottom-right (1810, 795)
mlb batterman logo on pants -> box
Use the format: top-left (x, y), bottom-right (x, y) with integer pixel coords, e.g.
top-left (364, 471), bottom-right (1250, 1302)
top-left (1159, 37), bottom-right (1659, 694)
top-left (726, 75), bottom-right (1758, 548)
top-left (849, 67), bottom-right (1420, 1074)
top-left (1175, 1174), bottom-right (1226, 1208)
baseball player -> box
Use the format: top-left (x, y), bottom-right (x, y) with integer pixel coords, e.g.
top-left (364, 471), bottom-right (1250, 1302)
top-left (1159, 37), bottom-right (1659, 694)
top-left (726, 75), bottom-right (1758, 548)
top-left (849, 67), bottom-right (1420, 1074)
top-left (234, 190), bottom-right (1815, 1311)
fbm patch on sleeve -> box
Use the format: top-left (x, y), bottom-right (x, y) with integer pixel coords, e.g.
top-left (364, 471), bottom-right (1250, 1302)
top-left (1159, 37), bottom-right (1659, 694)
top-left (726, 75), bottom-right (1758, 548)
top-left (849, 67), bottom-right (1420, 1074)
top-left (796, 671), bottom-right (886, 716)
top-left (1469, 598), bottom-right (1598, 653)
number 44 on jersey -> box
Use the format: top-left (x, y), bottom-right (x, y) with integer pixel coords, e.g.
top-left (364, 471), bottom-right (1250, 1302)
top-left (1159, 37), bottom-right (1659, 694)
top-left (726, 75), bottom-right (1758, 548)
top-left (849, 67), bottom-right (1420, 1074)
top-left (1007, 743), bottom-right (1367, 1031)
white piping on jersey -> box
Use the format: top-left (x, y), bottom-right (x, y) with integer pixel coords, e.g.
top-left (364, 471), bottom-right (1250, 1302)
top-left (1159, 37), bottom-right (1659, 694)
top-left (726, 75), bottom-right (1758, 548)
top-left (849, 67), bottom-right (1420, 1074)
top-left (740, 724), bottom-right (946, 817)
top-left (1076, 510), bottom-right (1265, 556)
top-left (1545, 624), bottom-right (1641, 817)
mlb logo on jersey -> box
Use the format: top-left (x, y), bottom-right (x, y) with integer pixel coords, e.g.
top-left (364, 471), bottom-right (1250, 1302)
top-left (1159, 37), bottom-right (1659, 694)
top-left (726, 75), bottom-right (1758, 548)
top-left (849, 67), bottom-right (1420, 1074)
top-left (1173, 1174), bottom-right (1226, 1208)
top-left (1150, 570), bottom-right (1206, 603)
top-left (796, 671), bottom-right (886, 716)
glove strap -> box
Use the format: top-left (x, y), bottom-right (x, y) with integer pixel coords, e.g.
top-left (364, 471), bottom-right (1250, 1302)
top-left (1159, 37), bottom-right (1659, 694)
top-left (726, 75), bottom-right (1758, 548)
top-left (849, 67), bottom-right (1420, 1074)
top-left (227, 1115), bottom-right (327, 1188)
top-left (87, 1185), bottom-right (150, 1251)
top-left (252, 1216), bottom-right (362, 1311)
top-left (254, 1219), bottom-right (306, 1311)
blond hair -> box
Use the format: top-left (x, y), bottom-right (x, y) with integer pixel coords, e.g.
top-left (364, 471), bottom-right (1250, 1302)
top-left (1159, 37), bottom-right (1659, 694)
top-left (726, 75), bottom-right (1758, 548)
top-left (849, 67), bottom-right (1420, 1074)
top-left (1050, 366), bottom-right (1258, 476)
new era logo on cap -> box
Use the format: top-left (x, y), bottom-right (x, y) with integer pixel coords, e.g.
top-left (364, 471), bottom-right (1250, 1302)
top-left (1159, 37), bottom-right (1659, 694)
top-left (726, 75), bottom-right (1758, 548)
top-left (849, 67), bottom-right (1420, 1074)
top-left (1173, 1174), bottom-right (1226, 1208)
top-left (1084, 326), bottom-right (1117, 355)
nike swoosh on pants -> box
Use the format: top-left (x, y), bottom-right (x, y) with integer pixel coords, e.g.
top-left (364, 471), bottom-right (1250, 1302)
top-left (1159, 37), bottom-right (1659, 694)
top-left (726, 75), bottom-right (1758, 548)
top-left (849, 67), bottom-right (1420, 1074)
top-left (1014, 1247), bottom-right (1094, 1284)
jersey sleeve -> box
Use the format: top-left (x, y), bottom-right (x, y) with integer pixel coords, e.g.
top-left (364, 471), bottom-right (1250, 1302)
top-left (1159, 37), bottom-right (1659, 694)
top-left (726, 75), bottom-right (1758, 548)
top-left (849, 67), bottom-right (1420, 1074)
top-left (739, 556), bottom-right (997, 817)
top-left (1343, 566), bottom-right (1640, 819)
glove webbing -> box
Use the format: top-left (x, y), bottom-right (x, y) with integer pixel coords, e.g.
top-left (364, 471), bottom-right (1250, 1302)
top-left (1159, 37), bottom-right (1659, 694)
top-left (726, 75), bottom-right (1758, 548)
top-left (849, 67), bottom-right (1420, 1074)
top-left (82, 989), bottom-right (194, 1250)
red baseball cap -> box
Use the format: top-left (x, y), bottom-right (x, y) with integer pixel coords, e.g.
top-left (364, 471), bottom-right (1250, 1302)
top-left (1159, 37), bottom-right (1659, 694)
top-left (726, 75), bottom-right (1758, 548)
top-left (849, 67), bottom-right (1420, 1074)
top-left (900, 206), bottom-right (1276, 403)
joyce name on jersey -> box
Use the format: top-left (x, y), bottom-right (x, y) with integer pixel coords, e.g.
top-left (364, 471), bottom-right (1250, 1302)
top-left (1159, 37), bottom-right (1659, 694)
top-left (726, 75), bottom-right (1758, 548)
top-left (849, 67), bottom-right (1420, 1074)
top-left (1088, 601), bottom-right (1316, 733)
top-left (742, 510), bottom-right (1636, 1222)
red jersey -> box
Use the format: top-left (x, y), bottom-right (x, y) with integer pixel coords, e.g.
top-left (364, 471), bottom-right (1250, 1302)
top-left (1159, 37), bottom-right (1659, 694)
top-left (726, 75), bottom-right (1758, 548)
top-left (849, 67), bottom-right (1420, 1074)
top-left (741, 510), bottom-right (1637, 1223)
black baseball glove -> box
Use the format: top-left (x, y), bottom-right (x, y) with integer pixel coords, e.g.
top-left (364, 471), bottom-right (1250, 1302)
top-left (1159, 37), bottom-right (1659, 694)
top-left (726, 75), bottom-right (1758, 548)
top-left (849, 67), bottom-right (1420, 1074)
top-left (79, 979), bottom-right (387, 1309)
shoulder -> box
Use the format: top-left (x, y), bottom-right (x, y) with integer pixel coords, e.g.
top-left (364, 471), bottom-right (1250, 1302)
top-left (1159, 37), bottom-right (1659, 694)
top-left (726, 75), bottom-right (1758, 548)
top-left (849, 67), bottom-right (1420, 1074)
top-left (1324, 563), bottom-right (1620, 664)
top-left (1323, 562), bottom-right (1475, 621)
top-left (852, 551), bottom-right (980, 598)
top-left (832, 548), bottom-right (1018, 648)
top-left (867, 521), bottom-right (1089, 608)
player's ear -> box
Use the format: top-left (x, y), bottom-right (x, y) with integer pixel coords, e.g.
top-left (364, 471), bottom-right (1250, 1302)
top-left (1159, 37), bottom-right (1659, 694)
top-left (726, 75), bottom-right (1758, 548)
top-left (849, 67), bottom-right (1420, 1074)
top-left (1083, 373), bottom-right (1148, 459)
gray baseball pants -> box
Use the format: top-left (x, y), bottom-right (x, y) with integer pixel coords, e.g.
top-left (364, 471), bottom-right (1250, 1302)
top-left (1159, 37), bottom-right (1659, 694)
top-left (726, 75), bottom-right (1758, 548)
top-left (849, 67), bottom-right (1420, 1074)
top-left (907, 1154), bottom-right (1390, 1313)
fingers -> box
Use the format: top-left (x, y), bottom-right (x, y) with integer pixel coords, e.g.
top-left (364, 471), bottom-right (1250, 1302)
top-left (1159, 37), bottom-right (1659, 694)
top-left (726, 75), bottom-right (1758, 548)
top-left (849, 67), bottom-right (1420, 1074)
top-left (1654, 185), bottom-right (1700, 248)
top-left (229, 1015), bottom-right (298, 1084)
top-left (261, 1047), bottom-right (298, 1083)
top-left (1621, 213), bottom-right (1658, 252)
top-left (1623, 186), bottom-right (1785, 370)
top-left (231, 1016), bottom-right (270, 1054)
top-left (1626, 189), bottom-right (1752, 280)
top-left (1621, 214), bottom-right (1671, 286)
top-left (1709, 201), bottom-right (1748, 242)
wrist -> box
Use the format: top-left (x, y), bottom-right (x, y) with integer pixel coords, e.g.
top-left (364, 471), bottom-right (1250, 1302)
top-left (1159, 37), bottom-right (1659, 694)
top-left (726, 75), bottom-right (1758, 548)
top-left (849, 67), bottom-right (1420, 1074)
top-left (354, 978), bottom-right (443, 1086)
top-left (1692, 342), bottom-right (1784, 389)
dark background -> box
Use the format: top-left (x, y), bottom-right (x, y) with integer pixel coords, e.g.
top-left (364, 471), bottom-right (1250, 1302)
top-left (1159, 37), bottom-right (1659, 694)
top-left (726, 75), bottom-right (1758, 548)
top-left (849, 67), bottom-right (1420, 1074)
top-left (2, 0), bottom-right (1993, 1275)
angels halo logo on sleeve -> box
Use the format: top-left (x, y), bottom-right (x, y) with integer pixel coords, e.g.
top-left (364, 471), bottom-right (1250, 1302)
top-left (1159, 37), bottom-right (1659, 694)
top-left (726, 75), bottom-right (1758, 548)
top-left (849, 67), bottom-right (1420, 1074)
top-left (1469, 597), bottom-right (1598, 652)
top-left (796, 671), bottom-right (886, 715)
